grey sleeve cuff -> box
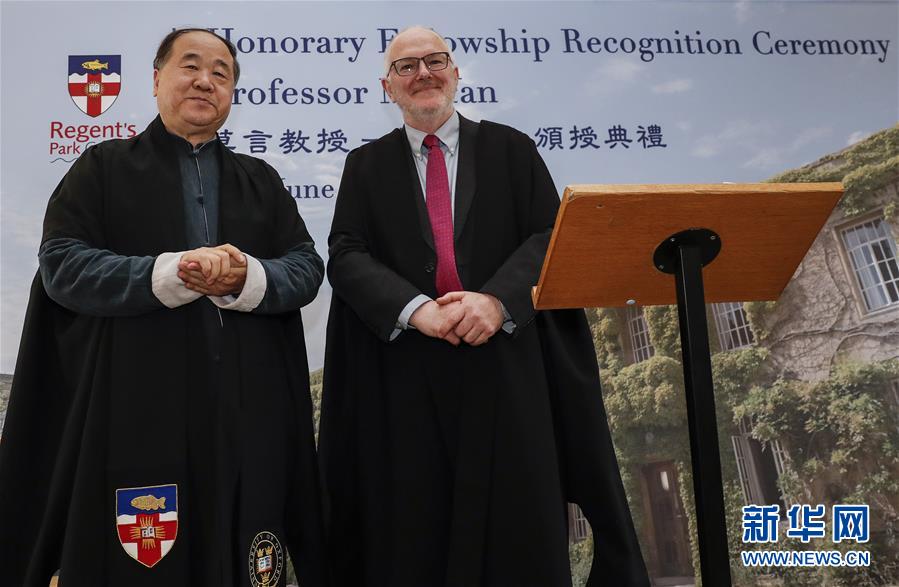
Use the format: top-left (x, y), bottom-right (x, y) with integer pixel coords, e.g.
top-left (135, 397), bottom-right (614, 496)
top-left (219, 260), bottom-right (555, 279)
top-left (208, 254), bottom-right (267, 312)
top-left (152, 252), bottom-right (203, 308)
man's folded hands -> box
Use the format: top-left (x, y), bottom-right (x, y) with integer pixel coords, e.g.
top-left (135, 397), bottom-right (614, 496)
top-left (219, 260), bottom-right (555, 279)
top-left (410, 291), bottom-right (503, 347)
top-left (178, 243), bottom-right (247, 296)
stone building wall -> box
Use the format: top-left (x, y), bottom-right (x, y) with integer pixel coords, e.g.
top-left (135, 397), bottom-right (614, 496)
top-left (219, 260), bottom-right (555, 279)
top-left (760, 182), bottom-right (898, 380)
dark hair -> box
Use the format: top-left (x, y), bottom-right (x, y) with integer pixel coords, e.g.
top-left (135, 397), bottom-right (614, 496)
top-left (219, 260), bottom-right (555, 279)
top-left (153, 28), bottom-right (240, 83)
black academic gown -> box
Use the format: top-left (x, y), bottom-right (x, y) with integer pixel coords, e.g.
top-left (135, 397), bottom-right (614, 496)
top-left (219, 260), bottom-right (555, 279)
top-left (0, 117), bottom-right (325, 587)
top-left (319, 116), bottom-right (649, 587)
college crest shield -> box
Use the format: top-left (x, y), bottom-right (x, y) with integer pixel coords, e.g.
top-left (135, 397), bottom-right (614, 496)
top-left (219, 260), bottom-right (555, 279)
top-left (68, 55), bottom-right (121, 117)
top-left (115, 484), bottom-right (178, 568)
top-left (248, 531), bottom-right (284, 587)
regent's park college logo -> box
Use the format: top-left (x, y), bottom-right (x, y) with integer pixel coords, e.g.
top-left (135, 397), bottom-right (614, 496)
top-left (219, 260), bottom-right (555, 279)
top-left (67, 55), bottom-right (121, 117)
top-left (115, 484), bottom-right (178, 568)
top-left (52, 54), bottom-right (134, 158)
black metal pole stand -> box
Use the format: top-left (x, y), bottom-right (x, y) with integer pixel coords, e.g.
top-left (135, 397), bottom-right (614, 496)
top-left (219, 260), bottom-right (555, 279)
top-left (654, 229), bottom-right (732, 587)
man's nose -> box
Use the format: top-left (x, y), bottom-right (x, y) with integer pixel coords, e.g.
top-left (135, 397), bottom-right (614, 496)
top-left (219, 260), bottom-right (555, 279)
top-left (414, 60), bottom-right (432, 79)
top-left (193, 71), bottom-right (214, 90)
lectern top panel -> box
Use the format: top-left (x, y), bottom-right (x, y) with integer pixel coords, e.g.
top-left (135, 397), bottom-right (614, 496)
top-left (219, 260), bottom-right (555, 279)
top-left (532, 183), bottom-right (843, 309)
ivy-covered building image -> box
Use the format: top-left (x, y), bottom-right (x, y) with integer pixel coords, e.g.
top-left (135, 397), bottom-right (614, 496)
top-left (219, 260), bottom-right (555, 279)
top-left (568, 125), bottom-right (899, 586)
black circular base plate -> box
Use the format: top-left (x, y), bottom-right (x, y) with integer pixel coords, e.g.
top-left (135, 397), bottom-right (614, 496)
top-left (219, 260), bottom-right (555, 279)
top-left (653, 228), bottom-right (721, 274)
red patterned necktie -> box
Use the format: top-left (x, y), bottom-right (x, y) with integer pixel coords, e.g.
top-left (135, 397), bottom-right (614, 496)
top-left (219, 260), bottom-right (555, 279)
top-left (423, 134), bottom-right (463, 295)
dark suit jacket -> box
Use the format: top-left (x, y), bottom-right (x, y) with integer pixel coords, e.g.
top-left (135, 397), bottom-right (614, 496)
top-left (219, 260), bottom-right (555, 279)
top-left (326, 115), bottom-right (558, 339)
top-left (320, 114), bottom-right (649, 587)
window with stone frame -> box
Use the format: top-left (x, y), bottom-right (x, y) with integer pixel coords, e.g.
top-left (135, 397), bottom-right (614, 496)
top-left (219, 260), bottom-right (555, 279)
top-left (731, 417), bottom-right (787, 509)
top-left (627, 306), bottom-right (655, 363)
top-left (713, 302), bottom-right (755, 351)
top-left (568, 503), bottom-right (590, 542)
top-left (840, 217), bottom-right (899, 312)
top-left (889, 380), bottom-right (899, 436)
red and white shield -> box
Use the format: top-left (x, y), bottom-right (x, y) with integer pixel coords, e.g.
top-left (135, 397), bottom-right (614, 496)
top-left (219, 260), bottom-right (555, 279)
top-left (115, 483), bottom-right (178, 568)
top-left (68, 55), bottom-right (121, 117)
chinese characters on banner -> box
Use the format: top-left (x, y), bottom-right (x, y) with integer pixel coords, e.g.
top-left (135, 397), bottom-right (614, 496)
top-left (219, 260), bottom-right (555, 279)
top-left (216, 124), bottom-right (668, 154)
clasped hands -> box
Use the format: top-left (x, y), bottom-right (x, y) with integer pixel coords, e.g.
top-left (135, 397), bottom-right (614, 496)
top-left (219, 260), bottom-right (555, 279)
top-left (178, 244), bottom-right (247, 296)
top-left (409, 291), bottom-right (504, 347)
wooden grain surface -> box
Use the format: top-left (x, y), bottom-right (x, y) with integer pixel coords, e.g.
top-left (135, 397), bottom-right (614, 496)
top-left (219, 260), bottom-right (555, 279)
top-left (532, 183), bottom-right (843, 309)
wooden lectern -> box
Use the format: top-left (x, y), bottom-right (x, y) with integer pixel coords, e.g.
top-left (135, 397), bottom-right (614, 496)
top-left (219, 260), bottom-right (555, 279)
top-left (533, 183), bottom-right (843, 586)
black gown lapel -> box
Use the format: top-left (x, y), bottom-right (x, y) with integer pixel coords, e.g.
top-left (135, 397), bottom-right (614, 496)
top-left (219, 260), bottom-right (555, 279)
top-left (143, 116), bottom-right (188, 253)
top-left (453, 115), bottom-right (478, 242)
top-left (398, 130), bottom-right (436, 253)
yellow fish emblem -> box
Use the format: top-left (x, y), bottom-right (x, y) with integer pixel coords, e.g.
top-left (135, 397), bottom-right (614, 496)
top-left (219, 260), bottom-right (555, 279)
top-left (130, 494), bottom-right (166, 511)
top-left (81, 59), bottom-right (108, 71)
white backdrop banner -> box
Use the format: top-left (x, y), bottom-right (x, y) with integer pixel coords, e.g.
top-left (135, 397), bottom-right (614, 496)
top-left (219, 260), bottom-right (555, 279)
top-left (1, 1), bottom-right (897, 371)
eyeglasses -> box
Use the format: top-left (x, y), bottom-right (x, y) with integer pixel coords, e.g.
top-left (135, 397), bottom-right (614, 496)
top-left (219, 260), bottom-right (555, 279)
top-left (387, 52), bottom-right (451, 77)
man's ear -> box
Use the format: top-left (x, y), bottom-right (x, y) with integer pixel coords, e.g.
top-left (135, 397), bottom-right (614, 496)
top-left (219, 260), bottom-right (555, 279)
top-left (153, 69), bottom-right (160, 97)
top-left (380, 77), bottom-right (395, 103)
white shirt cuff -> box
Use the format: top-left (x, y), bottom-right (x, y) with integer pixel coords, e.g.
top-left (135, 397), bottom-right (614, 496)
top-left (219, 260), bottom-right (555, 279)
top-left (152, 251), bottom-right (203, 308)
top-left (397, 294), bottom-right (431, 329)
top-left (208, 254), bottom-right (266, 312)
top-left (390, 294), bottom-right (431, 341)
